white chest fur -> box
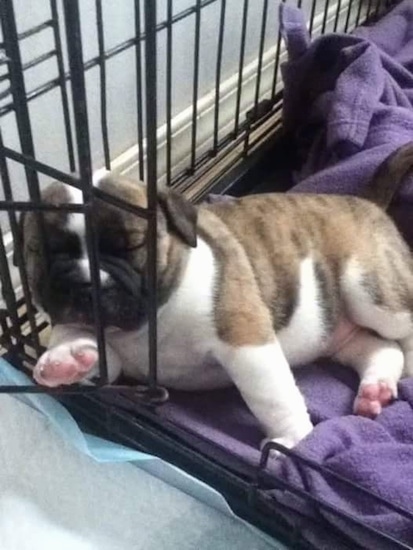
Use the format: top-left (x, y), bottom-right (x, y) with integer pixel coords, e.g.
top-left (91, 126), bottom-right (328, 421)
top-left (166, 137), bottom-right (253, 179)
top-left (108, 238), bottom-right (231, 389)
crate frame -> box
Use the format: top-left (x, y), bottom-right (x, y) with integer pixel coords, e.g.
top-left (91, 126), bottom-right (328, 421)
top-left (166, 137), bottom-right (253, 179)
top-left (1, 1), bottom-right (411, 549)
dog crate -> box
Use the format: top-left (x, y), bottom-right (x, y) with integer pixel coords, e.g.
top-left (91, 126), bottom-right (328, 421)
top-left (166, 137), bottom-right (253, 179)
top-left (0, 0), bottom-right (412, 549)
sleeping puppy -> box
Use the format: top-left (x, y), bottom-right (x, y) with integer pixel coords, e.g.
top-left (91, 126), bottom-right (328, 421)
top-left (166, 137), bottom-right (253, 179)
top-left (19, 142), bottom-right (413, 450)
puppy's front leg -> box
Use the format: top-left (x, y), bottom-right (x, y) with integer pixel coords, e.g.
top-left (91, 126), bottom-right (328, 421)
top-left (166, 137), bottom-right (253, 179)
top-left (33, 324), bottom-right (122, 387)
top-left (214, 339), bottom-right (313, 449)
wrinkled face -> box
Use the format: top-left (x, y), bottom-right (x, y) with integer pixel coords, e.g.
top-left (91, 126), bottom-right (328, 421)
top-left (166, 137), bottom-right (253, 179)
top-left (20, 175), bottom-right (197, 331)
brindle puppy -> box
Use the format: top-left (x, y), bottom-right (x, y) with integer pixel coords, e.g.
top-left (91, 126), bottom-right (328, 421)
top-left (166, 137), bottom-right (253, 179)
top-left (20, 142), bottom-right (413, 450)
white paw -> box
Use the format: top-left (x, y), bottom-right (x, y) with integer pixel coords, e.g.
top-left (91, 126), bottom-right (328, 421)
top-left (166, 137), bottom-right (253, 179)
top-left (33, 339), bottom-right (98, 387)
top-left (353, 379), bottom-right (397, 418)
top-left (261, 420), bottom-right (313, 457)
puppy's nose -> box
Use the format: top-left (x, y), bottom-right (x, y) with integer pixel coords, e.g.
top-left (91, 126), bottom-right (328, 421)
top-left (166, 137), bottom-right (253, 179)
top-left (51, 257), bottom-right (88, 287)
top-left (51, 257), bottom-right (109, 288)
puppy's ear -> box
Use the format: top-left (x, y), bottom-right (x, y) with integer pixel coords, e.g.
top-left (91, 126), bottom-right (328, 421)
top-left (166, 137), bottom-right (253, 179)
top-left (157, 190), bottom-right (197, 247)
top-left (12, 212), bottom-right (26, 267)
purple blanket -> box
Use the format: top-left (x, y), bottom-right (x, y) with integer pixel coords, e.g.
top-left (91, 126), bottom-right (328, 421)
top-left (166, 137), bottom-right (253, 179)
top-left (159, 2), bottom-right (413, 549)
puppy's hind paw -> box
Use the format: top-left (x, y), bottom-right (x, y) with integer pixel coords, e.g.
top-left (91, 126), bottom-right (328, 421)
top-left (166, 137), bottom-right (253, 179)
top-left (354, 380), bottom-right (396, 418)
top-left (261, 422), bottom-right (313, 459)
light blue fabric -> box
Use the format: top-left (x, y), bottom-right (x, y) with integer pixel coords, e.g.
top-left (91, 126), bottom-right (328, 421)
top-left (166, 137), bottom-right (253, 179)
top-left (0, 358), bottom-right (286, 549)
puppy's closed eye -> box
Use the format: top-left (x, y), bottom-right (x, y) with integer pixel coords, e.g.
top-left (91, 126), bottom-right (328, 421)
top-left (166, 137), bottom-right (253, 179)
top-left (99, 230), bottom-right (145, 255)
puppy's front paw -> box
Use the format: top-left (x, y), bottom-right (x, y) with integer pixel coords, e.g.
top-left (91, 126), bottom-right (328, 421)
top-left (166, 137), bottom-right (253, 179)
top-left (33, 339), bottom-right (98, 387)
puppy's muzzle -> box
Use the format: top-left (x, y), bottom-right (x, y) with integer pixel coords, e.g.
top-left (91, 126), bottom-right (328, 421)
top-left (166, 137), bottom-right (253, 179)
top-left (46, 254), bottom-right (146, 328)
top-left (50, 256), bottom-right (91, 287)
top-left (99, 255), bottom-right (143, 299)
top-left (49, 255), bottom-right (142, 297)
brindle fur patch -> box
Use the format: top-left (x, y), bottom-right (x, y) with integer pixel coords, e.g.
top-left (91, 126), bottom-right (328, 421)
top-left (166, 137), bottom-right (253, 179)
top-left (200, 193), bottom-right (413, 347)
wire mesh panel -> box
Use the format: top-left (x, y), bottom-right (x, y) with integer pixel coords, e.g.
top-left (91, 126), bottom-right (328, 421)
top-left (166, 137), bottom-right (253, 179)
top-left (0, 0), bottom-right (163, 401)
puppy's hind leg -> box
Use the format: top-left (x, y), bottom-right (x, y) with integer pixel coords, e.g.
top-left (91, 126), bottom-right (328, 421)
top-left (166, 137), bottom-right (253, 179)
top-left (342, 254), bottom-right (413, 379)
top-left (398, 335), bottom-right (413, 379)
top-left (332, 330), bottom-right (404, 417)
top-left (210, 229), bottom-right (312, 450)
top-left (213, 338), bottom-right (313, 450)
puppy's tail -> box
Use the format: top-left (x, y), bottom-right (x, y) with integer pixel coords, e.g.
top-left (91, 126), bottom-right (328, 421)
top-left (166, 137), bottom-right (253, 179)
top-left (362, 142), bottom-right (413, 209)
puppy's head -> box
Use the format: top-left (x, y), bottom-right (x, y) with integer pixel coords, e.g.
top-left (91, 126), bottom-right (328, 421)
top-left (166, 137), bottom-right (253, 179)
top-left (19, 174), bottom-right (197, 330)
